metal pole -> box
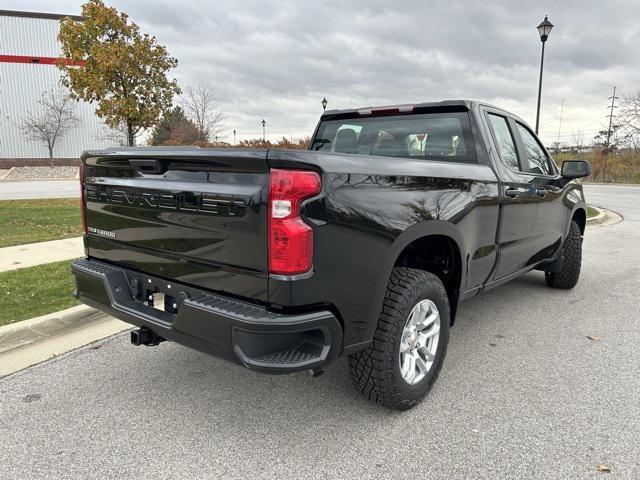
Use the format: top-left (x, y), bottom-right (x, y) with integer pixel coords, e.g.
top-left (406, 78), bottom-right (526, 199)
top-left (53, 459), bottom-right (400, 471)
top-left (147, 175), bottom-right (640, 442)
top-left (262, 124), bottom-right (265, 141)
top-left (556, 98), bottom-right (564, 155)
top-left (535, 40), bottom-right (546, 135)
top-left (602, 86), bottom-right (618, 182)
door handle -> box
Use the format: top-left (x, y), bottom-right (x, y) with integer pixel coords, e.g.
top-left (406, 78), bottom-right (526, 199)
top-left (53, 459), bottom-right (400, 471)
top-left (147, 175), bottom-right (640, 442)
top-left (504, 187), bottom-right (522, 198)
top-left (535, 188), bottom-right (548, 197)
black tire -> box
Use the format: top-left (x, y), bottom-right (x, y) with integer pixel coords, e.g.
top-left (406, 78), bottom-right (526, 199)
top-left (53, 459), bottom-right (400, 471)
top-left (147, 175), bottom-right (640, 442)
top-left (545, 220), bottom-right (582, 289)
top-left (348, 267), bottom-right (450, 411)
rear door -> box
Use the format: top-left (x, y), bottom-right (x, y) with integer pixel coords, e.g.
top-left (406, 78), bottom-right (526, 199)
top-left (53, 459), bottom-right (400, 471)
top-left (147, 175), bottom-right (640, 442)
top-left (82, 148), bottom-right (270, 302)
top-left (483, 111), bottom-right (547, 279)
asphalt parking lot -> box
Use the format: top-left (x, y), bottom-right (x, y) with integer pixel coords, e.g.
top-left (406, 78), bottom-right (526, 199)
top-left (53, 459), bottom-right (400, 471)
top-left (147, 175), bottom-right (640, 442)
top-left (1, 184), bottom-right (638, 479)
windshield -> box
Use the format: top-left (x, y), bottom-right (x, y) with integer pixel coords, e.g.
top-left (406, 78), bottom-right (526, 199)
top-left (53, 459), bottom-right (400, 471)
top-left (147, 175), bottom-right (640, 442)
top-left (311, 112), bottom-right (477, 164)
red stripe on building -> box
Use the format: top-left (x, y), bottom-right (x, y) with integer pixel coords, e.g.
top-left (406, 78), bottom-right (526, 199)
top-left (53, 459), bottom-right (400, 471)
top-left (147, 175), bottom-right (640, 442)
top-left (0, 54), bottom-right (85, 66)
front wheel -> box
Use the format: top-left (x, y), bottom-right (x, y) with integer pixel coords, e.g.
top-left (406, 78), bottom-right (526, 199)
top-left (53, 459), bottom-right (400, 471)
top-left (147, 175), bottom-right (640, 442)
top-left (348, 268), bottom-right (450, 411)
top-left (545, 220), bottom-right (583, 289)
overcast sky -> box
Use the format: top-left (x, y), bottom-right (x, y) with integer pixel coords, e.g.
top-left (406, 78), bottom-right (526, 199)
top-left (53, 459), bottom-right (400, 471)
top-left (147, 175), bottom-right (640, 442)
top-left (6, 0), bottom-right (640, 145)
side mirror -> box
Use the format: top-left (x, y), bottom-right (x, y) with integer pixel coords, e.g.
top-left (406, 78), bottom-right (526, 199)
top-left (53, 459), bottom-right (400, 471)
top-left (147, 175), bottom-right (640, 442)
top-left (561, 160), bottom-right (591, 179)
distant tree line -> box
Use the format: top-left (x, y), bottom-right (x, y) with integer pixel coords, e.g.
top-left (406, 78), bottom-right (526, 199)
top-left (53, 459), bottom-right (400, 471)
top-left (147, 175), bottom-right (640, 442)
top-left (556, 93), bottom-right (640, 183)
top-left (150, 107), bottom-right (310, 150)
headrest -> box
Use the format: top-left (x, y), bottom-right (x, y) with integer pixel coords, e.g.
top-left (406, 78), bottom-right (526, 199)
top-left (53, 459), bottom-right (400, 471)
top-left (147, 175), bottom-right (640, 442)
top-left (424, 130), bottom-right (453, 156)
top-left (376, 137), bottom-right (408, 157)
top-left (334, 129), bottom-right (358, 153)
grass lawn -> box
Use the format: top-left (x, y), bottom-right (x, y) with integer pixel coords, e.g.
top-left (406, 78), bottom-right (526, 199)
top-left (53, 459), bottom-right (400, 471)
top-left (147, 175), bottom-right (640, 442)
top-left (0, 260), bottom-right (78, 326)
top-left (0, 198), bottom-right (82, 248)
top-left (587, 206), bottom-right (600, 218)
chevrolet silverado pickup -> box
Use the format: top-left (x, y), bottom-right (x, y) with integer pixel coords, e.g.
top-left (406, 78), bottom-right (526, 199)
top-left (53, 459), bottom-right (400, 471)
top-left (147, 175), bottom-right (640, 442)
top-left (71, 100), bottom-right (590, 410)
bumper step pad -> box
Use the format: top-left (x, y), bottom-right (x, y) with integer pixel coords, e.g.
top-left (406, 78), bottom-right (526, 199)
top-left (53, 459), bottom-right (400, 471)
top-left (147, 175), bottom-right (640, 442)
top-left (256, 349), bottom-right (317, 364)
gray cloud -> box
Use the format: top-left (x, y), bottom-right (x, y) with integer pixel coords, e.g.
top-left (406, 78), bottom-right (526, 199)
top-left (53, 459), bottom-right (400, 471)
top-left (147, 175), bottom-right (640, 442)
top-left (6, 0), bottom-right (640, 144)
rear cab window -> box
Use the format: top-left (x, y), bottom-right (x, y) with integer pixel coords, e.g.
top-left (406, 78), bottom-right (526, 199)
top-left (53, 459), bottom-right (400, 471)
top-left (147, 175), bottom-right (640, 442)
top-left (311, 111), bottom-right (478, 164)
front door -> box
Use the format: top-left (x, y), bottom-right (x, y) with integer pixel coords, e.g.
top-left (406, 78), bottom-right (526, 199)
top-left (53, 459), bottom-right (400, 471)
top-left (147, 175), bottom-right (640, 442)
top-left (511, 121), bottom-right (566, 262)
top-left (484, 111), bottom-right (547, 279)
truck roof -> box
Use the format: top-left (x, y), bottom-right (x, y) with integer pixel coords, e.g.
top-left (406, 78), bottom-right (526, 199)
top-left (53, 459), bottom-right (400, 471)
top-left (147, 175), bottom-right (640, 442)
top-left (320, 99), bottom-right (525, 125)
top-left (321, 100), bottom-right (478, 117)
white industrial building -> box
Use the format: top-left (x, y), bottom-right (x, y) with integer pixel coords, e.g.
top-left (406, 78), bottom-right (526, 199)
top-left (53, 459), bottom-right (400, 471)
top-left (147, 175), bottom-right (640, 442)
top-left (0, 9), bottom-right (124, 161)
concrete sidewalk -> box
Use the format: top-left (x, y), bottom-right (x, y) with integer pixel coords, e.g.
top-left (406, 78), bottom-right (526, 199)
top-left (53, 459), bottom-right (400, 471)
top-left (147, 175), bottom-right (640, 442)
top-left (0, 305), bottom-right (130, 377)
top-left (0, 236), bottom-right (83, 272)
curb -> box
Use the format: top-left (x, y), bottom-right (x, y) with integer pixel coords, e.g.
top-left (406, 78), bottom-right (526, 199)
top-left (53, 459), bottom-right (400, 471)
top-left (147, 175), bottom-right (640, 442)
top-left (0, 305), bottom-right (131, 377)
top-left (584, 182), bottom-right (639, 187)
top-left (0, 177), bottom-right (78, 182)
top-left (586, 206), bottom-right (623, 227)
top-left (586, 207), bottom-right (605, 224)
top-left (0, 305), bottom-right (96, 348)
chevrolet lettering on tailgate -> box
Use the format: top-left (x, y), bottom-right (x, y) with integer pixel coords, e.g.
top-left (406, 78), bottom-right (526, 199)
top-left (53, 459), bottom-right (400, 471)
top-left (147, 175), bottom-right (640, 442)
top-left (86, 184), bottom-right (247, 217)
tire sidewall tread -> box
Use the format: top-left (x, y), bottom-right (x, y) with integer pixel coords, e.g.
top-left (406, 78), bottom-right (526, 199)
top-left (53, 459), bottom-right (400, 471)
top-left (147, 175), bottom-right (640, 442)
top-left (349, 267), bottom-right (450, 410)
top-left (546, 220), bottom-right (582, 289)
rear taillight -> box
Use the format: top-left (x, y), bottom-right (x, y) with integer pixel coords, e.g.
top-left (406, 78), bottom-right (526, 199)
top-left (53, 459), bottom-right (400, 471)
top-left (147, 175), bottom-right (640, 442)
top-left (79, 163), bottom-right (88, 235)
top-left (268, 169), bottom-right (321, 275)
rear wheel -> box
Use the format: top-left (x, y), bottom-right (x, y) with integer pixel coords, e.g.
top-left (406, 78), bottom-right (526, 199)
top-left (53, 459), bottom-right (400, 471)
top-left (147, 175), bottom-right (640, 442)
top-left (545, 220), bottom-right (582, 289)
top-left (348, 268), bottom-right (450, 410)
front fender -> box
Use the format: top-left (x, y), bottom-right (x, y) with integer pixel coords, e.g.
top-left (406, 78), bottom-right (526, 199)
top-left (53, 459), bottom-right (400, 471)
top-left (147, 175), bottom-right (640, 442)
top-left (562, 181), bottom-right (586, 239)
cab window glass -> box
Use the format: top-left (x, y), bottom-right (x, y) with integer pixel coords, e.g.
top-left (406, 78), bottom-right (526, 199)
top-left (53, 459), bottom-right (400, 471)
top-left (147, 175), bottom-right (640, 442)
top-left (487, 114), bottom-right (519, 171)
top-left (516, 123), bottom-right (552, 175)
top-left (311, 112), bottom-right (477, 164)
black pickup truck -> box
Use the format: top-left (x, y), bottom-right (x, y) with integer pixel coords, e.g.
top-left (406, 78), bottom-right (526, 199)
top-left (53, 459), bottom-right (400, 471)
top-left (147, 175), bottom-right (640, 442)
top-left (71, 100), bottom-right (590, 410)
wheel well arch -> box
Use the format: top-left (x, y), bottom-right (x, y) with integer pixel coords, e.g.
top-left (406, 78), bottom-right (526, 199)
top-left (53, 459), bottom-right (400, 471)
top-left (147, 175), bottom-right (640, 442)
top-left (393, 234), bottom-right (463, 324)
top-left (572, 208), bottom-right (586, 235)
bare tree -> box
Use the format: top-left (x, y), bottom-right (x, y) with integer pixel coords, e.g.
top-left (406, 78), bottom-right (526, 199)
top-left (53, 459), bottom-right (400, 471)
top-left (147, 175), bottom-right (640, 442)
top-left (571, 131), bottom-right (585, 152)
top-left (180, 86), bottom-right (225, 141)
top-left (620, 90), bottom-right (640, 144)
top-left (19, 88), bottom-right (80, 166)
top-left (95, 121), bottom-right (134, 146)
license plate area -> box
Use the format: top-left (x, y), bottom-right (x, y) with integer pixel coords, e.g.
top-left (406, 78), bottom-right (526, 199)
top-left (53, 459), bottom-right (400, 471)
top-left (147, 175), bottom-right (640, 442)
top-left (146, 290), bottom-right (178, 314)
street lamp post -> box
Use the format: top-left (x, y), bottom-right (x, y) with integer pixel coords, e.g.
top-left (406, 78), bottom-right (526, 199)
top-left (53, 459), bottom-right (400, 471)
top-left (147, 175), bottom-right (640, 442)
top-left (321, 97), bottom-right (328, 112)
top-left (535, 15), bottom-right (554, 135)
top-left (233, 129), bottom-right (237, 145)
top-left (261, 119), bottom-right (266, 141)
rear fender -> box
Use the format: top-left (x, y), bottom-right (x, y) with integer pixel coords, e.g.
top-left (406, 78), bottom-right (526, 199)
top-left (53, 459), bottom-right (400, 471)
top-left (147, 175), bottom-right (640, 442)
top-left (365, 220), bottom-right (467, 338)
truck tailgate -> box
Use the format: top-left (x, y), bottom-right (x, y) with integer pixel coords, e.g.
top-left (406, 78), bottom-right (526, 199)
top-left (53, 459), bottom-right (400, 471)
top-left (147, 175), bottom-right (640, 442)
top-left (82, 148), bottom-right (269, 302)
